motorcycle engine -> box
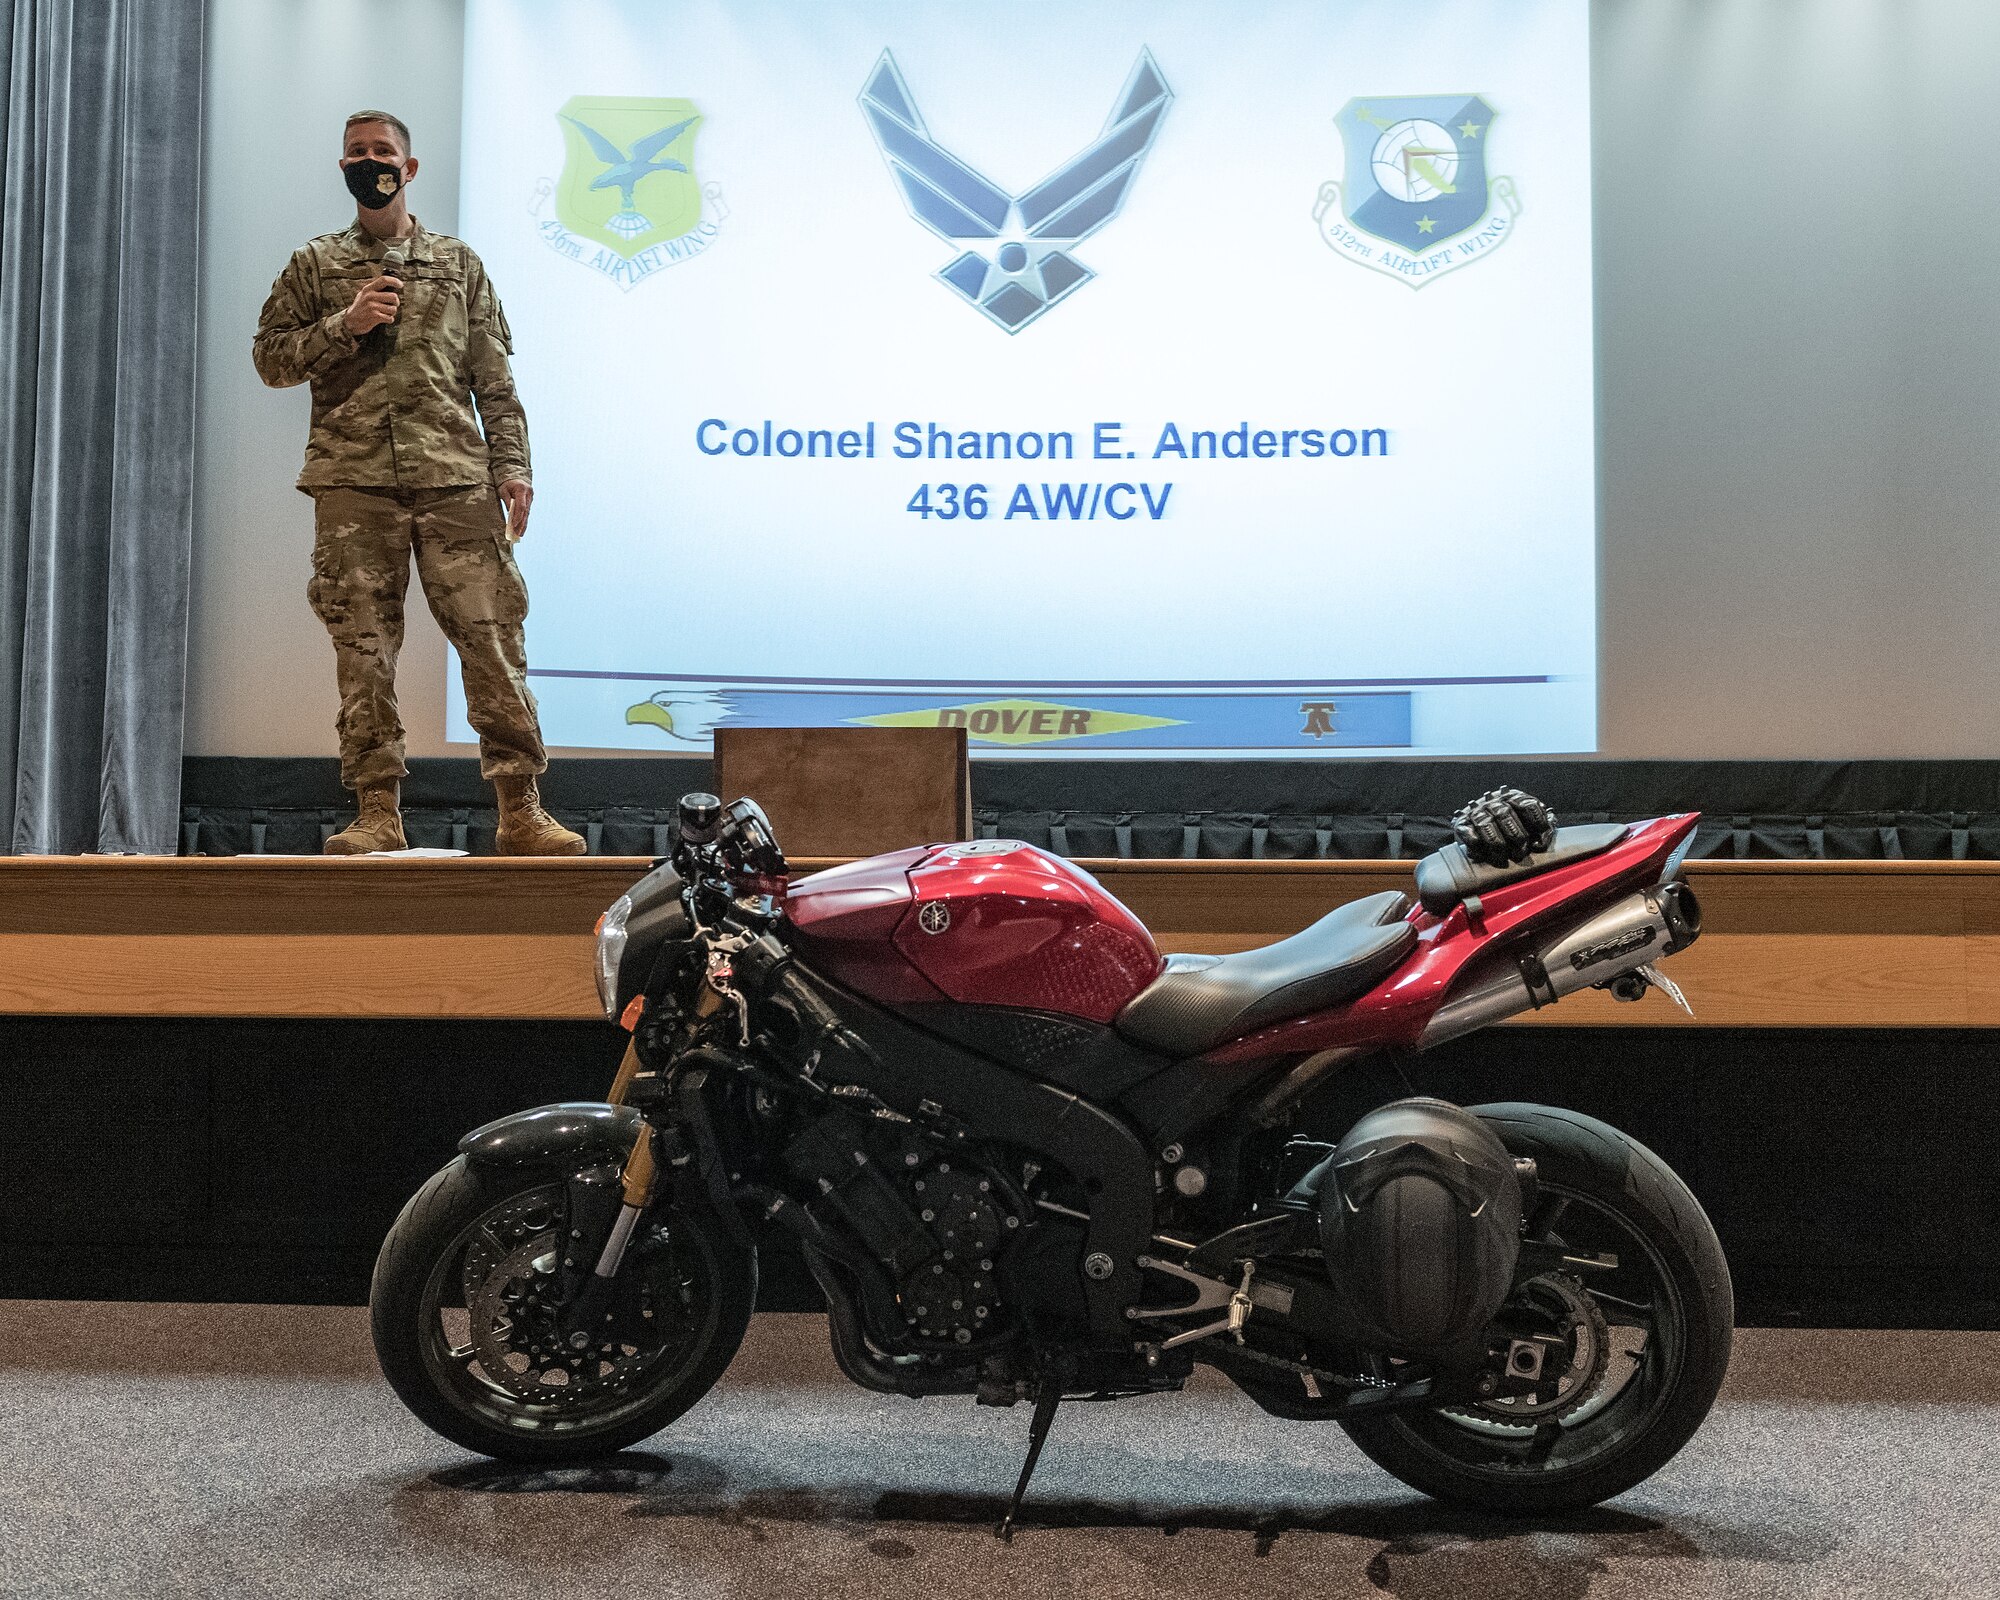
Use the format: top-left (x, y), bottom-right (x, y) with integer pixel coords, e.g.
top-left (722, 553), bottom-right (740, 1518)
top-left (899, 1157), bottom-right (1008, 1340)
top-left (782, 1109), bottom-right (1017, 1346)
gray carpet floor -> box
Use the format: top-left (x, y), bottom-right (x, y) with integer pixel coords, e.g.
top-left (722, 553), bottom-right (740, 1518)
top-left (0, 1304), bottom-right (1995, 1599)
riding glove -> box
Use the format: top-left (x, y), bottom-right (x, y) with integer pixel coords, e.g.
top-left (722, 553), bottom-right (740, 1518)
top-left (1451, 787), bottom-right (1558, 865)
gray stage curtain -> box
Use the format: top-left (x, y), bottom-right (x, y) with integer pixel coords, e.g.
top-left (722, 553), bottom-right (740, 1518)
top-left (0, 0), bottom-right (202, 853)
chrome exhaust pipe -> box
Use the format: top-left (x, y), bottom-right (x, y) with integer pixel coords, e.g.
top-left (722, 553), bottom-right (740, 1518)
top-left (1420, 881), bottom-right (1700, 1049)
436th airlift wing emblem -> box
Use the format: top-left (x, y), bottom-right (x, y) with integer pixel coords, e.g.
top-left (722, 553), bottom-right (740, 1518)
top-left (533, 94), bottom-right (728, 288)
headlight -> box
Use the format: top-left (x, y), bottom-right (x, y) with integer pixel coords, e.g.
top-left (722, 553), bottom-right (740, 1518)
top-left (594, 894), bottom-right (632, 1019)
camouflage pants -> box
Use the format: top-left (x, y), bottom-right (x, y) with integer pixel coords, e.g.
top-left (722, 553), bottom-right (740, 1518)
top-left (308, 484), bottom-right (547, 789)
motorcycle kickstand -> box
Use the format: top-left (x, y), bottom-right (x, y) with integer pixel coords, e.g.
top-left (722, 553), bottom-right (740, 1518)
top-left (996, 1383), bottom-right (1063, 1542)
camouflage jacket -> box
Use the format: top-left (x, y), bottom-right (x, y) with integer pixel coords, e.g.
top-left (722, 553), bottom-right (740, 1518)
top-left (253, 220), bottom-right (531, 491)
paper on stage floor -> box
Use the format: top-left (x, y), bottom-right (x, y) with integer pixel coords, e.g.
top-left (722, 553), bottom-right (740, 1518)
top-left (251, 848), bottom-right (472, 859)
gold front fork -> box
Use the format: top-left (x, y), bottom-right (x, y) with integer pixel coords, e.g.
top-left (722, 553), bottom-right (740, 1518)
top-left (606, 1039), bottom-right (642, 1107)
top-left (585, 1075), bottom-right (659, 1284)
top-left (606, 984), bottom-right (721, 1106)
top-left (620, 1116), bottom-right (656, 1206)
top-left (605, 1032), bottom-right (658, 1202)
top-left (605, 976), bottom-right (724, 1217)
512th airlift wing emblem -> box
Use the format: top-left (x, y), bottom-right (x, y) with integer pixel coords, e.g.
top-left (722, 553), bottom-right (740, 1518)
top-left (532, 94), bottom-right (728, 288)
top-left (1313, 95), bottom-right (1520, 287)
top-left (860, 49), bottom-right (1172, 331)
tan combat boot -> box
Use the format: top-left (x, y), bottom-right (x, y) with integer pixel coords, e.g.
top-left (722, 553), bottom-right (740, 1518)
top-left (324, 782), bottom-right (407, 855)
top-left (494, 774), bottom-right (586, 856)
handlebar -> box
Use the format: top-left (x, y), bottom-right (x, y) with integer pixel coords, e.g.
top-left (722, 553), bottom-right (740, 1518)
top-left (726, 926), bottom-right (880, 1074)
top-left (673, 793), bottom-right (787, 881)
top-left (669, 795), bottom-right (872, 1064)
top-left (671, 793), bottom-right (790, 927)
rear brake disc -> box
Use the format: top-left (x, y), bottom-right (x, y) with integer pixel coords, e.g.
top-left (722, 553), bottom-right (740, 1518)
top-left (1447, 1273), bottom-right (1614, 1427)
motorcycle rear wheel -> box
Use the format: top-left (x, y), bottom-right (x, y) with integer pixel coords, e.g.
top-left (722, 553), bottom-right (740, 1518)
top-left (1339, 1103), bottom-right (1733, 1514)
top-left (370, 1156), bottom-right (755, 1462)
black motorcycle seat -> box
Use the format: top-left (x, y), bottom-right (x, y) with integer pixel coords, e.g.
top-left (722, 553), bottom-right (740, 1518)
top-left (1115, 889), bottom-right (1416, 1058)
top-left (1412, 823), bottom-right (1630, 916)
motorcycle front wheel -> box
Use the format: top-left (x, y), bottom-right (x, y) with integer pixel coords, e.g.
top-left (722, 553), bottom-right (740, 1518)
top-left (370, 1156), bottom-right (756, 1462)
top-left (1339, 1103), bottom-right (1734, 1514)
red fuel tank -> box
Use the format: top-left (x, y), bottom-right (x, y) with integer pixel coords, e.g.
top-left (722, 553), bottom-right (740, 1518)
top-left (784, 840), bottom-right (1161, 1023)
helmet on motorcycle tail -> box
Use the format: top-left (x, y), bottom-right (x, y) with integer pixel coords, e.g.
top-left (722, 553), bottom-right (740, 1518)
top-left (1312, 1098), bottom-right (1523, 1359)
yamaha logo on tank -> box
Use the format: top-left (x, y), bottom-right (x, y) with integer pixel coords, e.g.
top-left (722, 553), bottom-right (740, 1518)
top-left (918, 901), bottom-right (952, 935)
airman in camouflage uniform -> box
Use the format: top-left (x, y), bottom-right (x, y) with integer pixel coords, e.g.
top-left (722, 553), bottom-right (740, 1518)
top-left (254, 109), bottom-right (583, 855)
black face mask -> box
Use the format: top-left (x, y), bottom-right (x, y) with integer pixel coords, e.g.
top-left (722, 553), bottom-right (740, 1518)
top-left (343, 158), bottom-right (406, 210)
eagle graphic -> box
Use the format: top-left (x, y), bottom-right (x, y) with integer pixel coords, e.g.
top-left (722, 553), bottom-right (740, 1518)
top-left (625, 689), bottom-right (736, 744)
top-left (561, 113), bottom-right (698, 235)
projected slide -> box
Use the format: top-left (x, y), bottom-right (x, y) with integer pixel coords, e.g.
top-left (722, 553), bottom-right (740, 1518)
top-left (455, 0), bottom-right (1595, 756)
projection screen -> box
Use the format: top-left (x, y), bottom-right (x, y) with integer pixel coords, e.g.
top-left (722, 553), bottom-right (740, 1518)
top-left (454, 0), bottom-right (1594, 757)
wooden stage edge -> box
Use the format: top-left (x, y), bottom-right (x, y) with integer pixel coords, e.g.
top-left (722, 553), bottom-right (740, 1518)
top-left (0, 856), bottom-right (1993, 1028)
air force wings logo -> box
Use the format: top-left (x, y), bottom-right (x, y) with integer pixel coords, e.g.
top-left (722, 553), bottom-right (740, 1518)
top-left (1312, 96), bottom-right (1520, 287)
top-left (860, 50), bottom-right (1171, 332)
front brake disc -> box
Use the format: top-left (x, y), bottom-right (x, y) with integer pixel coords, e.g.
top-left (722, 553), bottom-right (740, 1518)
top-left (459, 1188), bottom-right (661, 1405)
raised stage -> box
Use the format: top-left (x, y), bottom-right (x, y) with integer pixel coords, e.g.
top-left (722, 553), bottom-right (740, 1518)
top-left (1, 853), bottom-right (1996, 1027)
top-left (2, 853), bottom-right (1994, 1325)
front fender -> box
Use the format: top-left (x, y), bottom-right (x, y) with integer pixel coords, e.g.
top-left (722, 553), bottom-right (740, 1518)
top-left (458, 1102), bottom-right (644, 1171)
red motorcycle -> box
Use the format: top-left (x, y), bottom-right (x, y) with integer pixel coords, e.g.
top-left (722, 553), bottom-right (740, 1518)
top-left (372, 791), bottom-right (1729, 1524)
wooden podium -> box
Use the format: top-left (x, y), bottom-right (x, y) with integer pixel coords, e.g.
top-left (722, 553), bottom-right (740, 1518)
top-left (713, 726), bottom-right (972, 857)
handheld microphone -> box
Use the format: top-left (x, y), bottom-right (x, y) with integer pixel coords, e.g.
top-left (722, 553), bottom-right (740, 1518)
top-left (379, 242), bottom-right (407, 346)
